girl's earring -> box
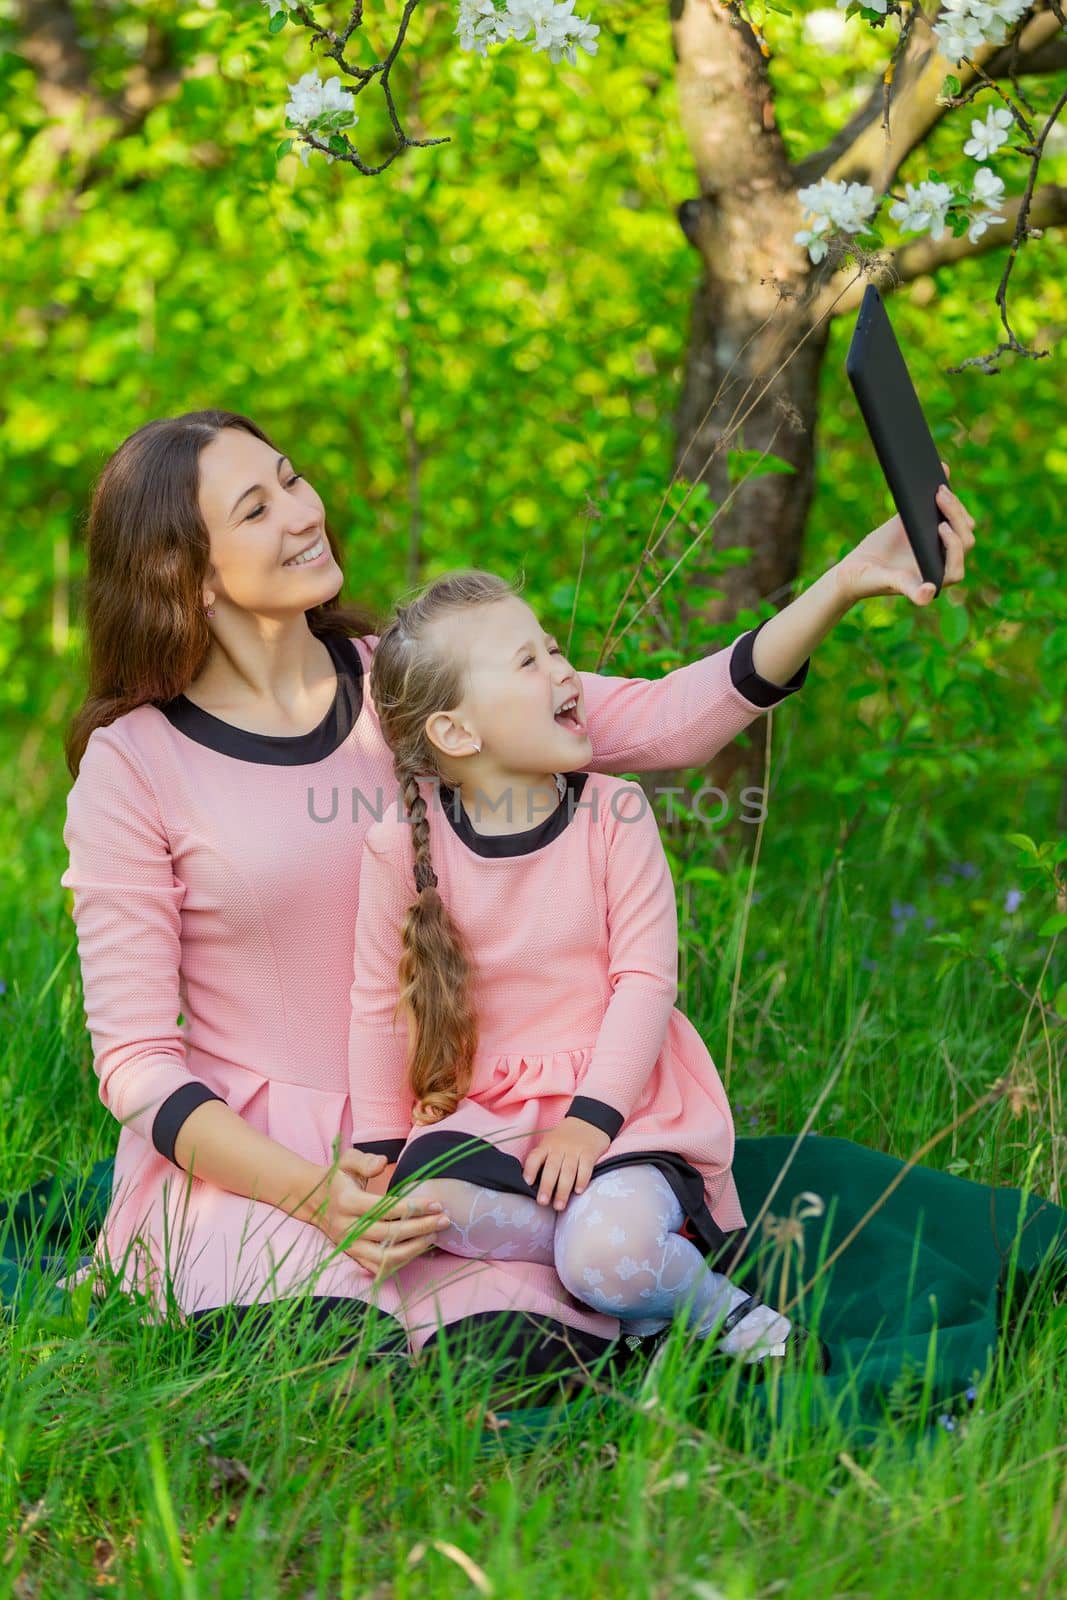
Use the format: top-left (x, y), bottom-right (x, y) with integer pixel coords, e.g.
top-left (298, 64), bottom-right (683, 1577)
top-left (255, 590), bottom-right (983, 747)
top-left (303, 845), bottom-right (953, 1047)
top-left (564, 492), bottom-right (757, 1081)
top-left (204, 597), bottom-right (215, 617)
top-left (471, 740), bottom-right (481, 753)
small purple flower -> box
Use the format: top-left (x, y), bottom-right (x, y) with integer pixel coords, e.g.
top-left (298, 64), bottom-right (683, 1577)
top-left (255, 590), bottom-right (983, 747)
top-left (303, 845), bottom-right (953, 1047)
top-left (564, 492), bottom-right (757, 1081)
top-left (0, 979), bottom-right (6, 997)
top-left (860, 957), bottom-right (879, 972)
top-left (754, 948), bottom-right (768, 962)
top-left (923, 915), bottom-right (936, 930)
top-left (935, 873), bottom-right (955, 888)
top-left (1004, 888), bottom-right (1024, 914)
top-left (951, 861), bottom-right (979, 880)
top-left (938, 1413), bottom-right (956, 1432)
top-left (751, 890), bottom-right (763, 904)
top-left (891, 901), bottom-right (917, 922)
top-left (748, 1113), bottom-right (759, 1126)
top-left (965, 1385), bottom-right (977, 1405)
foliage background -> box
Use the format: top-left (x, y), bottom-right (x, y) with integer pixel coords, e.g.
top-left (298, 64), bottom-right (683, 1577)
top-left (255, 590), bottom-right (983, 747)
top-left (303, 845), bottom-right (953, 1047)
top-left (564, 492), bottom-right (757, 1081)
top-left (0, 5), bottom-right (1066, 1594)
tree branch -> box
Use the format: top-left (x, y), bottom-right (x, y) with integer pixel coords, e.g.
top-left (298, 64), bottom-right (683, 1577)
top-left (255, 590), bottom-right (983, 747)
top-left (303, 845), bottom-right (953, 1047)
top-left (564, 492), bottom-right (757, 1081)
top-left (790, 5), bottom-right (1065, 192)
top-left (815, 181), bottom-right (1067, 319)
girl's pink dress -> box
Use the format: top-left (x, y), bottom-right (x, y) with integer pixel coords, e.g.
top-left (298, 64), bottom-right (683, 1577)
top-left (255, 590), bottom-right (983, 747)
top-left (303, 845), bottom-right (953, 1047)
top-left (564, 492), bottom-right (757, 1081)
top-left (349, 770), bottom-right (745, 1323)
top-left (60, 625), bottom-right (806, 1348)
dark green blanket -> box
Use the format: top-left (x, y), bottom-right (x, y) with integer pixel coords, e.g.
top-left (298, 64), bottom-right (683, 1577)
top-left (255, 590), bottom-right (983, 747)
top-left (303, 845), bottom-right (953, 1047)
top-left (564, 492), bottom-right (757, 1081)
top-left (3, 1135), bottom-right (1065, 1448)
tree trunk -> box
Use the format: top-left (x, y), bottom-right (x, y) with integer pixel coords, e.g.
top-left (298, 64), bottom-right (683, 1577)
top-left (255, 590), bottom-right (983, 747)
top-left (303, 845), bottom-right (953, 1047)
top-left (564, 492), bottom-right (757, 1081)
top-left (636, 0), bottom-right (832, 856)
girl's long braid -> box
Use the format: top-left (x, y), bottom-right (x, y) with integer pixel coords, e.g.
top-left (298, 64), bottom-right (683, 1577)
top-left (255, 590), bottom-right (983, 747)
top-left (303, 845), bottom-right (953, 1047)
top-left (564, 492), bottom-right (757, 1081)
top-left (394, 755), bottom-right (476, 1123)
top-left (370, 573), bottom-right (520, 1124)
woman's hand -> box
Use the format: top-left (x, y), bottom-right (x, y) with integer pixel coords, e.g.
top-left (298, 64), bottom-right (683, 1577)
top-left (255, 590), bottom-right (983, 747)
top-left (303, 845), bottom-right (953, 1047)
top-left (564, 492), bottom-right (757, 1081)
top-left (310, 1148), bottom-right (450, 1279)
top-left (833, 460), bottom-right (977, 609)
top-left (522, 1117), bottom-right (612, 1210)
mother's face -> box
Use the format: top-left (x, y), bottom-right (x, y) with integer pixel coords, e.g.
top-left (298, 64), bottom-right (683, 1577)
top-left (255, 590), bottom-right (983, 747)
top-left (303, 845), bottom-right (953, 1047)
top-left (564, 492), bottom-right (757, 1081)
top-left (196, 427), bottom-right (341, 619)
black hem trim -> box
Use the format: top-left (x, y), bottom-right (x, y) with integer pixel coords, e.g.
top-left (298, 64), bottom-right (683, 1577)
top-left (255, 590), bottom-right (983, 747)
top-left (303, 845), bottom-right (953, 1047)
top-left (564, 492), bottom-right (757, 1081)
top-left (417, 1310), bottom-right (616, 1378)
top-left (388, 1130), bottom-right (743, 1263)
top-left (352, 1137), bottom-right (405, 1162)
top-left (152, 1082), bottom-right (226, 1166)
top-left (567, 1096), bottom-right (625, 1140)
top-left (155, 632), bottom-right (365, 765)
top-left (186, 1295), bottom-right (408, 1353)
top-left (730, 618), bottom-right (810, 708)
top-left (434, 771), bottom-right (591, 859)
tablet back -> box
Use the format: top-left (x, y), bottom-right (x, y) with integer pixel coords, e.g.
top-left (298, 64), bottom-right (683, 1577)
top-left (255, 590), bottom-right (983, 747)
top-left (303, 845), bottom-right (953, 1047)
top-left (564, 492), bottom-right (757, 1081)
top-left (845, 283), bottom-right (946, 594)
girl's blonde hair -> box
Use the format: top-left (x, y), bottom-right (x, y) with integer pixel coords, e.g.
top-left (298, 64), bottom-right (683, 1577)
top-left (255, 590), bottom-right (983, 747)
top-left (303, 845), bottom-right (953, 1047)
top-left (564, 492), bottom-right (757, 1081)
top-left (369, 568), bottom-right (520, 1123)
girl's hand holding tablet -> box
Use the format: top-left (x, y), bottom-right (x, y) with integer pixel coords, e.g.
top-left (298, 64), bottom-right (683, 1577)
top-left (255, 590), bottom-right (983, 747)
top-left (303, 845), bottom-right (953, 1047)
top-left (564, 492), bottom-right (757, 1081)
top-left (832, 460), bottom-right (977, 610)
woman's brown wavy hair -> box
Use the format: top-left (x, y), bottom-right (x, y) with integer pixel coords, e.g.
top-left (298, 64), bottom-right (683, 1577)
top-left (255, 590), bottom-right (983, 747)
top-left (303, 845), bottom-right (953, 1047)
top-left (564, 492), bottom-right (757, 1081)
top-left (369, 569), bottom-right (520, 1125)
top-left (63, 409), bottom-right (379, 779)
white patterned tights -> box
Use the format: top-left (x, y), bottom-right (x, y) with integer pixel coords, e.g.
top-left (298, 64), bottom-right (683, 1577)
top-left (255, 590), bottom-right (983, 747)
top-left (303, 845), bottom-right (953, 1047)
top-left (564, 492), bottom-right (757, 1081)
top-left (415, 1165), bottom-right (790, 1360)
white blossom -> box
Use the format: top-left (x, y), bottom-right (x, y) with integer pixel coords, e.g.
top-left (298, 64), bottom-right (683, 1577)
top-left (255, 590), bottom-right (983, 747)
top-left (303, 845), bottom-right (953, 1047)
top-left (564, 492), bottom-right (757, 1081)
top-left (283, 68), bottom-right (358, 166)
top-left (963, 165), bottom-right (1007, 240)
top-left (966, 208), bottom-right (1006, 241)
top-left (260, 0), bottom-right (286, 15)
top-left (962, 104), bottom-right (1013, 160)
top-left (835, 0), bottom-right (889, 11)
top-left (794, 227), bottom-right (829, 263)
top-left (971, 165), bottom-right (1006, 207)
top-left (455, 0), bottom-right (599, 63)
top-left (793, 177), bottom-right (877, 261)
top-left (804, 7), bottom-right (850, 46)
top-left (285, 70), bottom-right (357, 128)
top-left (888, 178), bottom-right (957, 240)
top-left (455, 0), bottom-right (508, 54)
top-left (931, 0), bottom-right (1031, 64)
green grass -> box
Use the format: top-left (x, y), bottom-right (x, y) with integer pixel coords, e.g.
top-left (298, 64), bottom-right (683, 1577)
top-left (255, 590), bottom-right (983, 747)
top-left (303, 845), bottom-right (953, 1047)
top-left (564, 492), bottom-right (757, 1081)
top-left (2, 785), bottom-right (1064, 1598)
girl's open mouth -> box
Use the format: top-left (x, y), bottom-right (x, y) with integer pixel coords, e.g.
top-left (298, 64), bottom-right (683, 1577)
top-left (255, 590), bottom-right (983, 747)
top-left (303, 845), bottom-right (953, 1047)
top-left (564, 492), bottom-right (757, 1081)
top-left (554, 696), bottom-right (586, 736)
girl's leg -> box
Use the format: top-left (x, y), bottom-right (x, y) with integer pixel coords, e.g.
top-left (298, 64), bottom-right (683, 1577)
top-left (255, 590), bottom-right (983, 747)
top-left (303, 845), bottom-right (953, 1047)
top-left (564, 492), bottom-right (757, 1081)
top-left (553, 1165), bottom-right (792, 1359)
top-left (412, 1177), bottom-right (558, 1265)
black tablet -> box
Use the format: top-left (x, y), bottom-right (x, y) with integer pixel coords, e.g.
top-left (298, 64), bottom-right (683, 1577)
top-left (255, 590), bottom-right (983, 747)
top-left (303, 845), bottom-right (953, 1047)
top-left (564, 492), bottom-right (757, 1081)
top-left (845, 283), bottom-right (947, 596)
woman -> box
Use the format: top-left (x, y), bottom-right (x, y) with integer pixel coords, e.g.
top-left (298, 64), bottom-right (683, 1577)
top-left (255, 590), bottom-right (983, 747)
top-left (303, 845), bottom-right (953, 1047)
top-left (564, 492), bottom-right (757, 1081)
top-left (60, 409), bottom-right (975, 1367)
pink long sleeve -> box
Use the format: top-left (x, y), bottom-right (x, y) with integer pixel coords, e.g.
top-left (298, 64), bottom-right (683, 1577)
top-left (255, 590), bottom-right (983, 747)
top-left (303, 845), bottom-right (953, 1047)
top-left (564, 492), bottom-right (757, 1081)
top-left (579, 619), bottom-right (809, 775)
top-left (60, 726), bottom-right (222, 1152)
top-left (348, 823), bottom-right (416, 1159)
top-left (566, 781), bottom-right (678, 1137)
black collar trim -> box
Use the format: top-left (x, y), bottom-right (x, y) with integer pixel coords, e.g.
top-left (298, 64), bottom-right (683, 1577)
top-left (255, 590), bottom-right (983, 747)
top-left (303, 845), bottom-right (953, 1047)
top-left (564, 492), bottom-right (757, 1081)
top-left (435, 770), bottom-right (591, 858)
top-left (155, 632), bottom-right (364, 765)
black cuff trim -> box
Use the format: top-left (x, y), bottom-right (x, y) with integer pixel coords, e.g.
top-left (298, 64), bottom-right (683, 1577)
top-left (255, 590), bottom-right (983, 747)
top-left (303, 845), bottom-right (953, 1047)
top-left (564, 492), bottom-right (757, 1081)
top-left (567, 1096), bottom-right (625, 1140)
top-left (352, 1138), bottom-right (405, 1162)
top-left (152, 1082), bottom-right (225, 1167)
top-left (730, 618), bottom-right (810, 707)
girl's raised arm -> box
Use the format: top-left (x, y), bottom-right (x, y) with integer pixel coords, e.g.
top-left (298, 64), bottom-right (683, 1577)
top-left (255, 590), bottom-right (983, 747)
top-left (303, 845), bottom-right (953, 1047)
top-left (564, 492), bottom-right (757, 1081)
top-left (348, 822), bottom-right (417, 1162)
top-left (566, 780), bottom-right (679, 1138)
top-left (578, 617), bottom-right (809, 776)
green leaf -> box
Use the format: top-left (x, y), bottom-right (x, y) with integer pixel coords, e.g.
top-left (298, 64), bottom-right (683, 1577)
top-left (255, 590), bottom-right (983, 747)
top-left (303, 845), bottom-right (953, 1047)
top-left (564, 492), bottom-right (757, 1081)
top-left (1037, 913), bottom-right (1067, 936)
top-left (1054, 985), bottom-right (1067, 1018)
top-left (942, 74), bottom-right (961, 97)
top-left (1005, 833), bottom-right (1038, 857)
top-left (939, 598), bottom-right (969, 647)
top-left (276, 138), bottom-right (294, 159)
top-left (269, 9), bottom-right (288, 32)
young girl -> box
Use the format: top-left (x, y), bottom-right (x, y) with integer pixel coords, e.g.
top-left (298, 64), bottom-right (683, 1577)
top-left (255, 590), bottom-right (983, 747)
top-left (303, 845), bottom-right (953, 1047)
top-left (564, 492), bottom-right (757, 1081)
top-left (348, 569), bottom-right (818, 1366)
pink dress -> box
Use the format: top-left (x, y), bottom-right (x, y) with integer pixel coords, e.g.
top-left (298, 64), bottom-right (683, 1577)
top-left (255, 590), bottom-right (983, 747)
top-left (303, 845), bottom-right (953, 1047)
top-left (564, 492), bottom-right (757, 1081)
top-left (349, 770), bottom-right (745, 1332)
top-left (59, 623), bottom-right (806, 1346)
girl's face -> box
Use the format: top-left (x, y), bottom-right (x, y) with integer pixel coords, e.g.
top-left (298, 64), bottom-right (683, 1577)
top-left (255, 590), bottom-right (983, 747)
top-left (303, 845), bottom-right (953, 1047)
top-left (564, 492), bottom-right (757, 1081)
top-left (196, 427), bottom-right (341, 618)
top-left (427, 595), bottom-right (594, 774)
